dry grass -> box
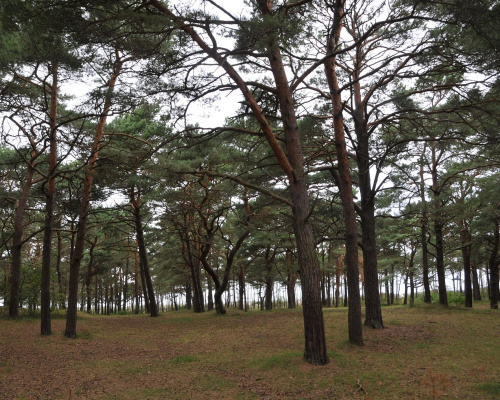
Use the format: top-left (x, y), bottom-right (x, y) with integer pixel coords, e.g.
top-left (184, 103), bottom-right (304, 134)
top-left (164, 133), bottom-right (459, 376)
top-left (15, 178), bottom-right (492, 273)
top-left (0, 303), bottom-right (499, 399)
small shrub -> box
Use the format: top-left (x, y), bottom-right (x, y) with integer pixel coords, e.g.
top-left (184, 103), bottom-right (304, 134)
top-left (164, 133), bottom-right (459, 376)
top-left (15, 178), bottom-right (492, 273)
top-left (447, 292), bottom-right (465, 307)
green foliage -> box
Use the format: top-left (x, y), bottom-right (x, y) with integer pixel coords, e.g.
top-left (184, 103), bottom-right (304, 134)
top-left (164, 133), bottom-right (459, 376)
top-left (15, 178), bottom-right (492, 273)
top-left (447, 292), bottom-right (465, 307)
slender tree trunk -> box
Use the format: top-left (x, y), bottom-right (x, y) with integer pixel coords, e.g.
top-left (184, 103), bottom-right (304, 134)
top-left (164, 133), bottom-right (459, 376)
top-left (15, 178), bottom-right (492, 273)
top-left (206, 272), bottom-right (214, 311)
top-left (324, 0), bottom-right (363, 345)
top-left (472, 261), bottom-right (481, 301)
top-left (460, 220), bottom-right (473, 307)
top-left (419, 149), bottom-right (432, 303)
top-left (9, 153), bottom-right (37, 319)
top-left (131, 188), bottom-right (158, 317)
top-left (55, 229), bottom-right (65, 309)
top-left (431, 144), bottom-right (448, 306)
top-left (40, 63), bottom-right (58, 335)
top-left (65, 56), bottom-right (123, 337)
top-left (336, 254), bottom-right (342, 308)
top-left (238, 267), bottom-right (245, 311)
top-left (489, 218), bottom-right (499, 309)
top-left (134, 248), bottom-right (140, 314)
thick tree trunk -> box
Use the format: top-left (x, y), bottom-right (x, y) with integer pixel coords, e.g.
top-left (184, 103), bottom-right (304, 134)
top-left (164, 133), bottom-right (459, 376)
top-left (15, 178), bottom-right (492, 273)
top-left (65, 57), bottom-right (122, 337)
top-left (9, 154), bottom-right (37, 319)
top-left (148, 0), bottom-right (327, 364)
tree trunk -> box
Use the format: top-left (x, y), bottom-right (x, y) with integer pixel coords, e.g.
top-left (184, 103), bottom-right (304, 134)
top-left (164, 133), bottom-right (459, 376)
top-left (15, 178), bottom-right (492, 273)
top-left (324, 0), bottom-right (363, 346)
top-left (148, 0), bottom-right (327, 364)
top-left (40, 63), bottom-right (58, 335)
top-left (206, 272), bottom-right (214, 311)
top-left (419, 149), bottom-right (432, 303)
top-left (131, 188), bottom-right (158, 317)
top-left (472, 261), bottom-right (481, 301)
top-left (460, 220), bottom-right (473, 307)
top-left (431, 144), bottom-right (448, 307)
top-left (287, 273), bottom-right (297, 309)
top-left (55, 229), bottom-right (65, 309)
top-left (9, 153), bottom-right (37, 319)
top-left (65, 56), bottom-right (123, 337)
top-left (238, 267), bottom-right (245, 311)
top-left (489, 218), bottom-right (499, 309)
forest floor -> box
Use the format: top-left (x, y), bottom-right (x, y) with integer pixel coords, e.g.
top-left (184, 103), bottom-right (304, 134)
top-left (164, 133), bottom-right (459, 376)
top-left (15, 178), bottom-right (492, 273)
top-left (0, 302), bottom-right (499, 400)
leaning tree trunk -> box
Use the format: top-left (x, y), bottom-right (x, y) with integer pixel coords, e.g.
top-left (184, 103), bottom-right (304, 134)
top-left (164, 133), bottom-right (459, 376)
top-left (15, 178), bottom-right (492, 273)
top-left (324, 0), bottom-right (363, 346)
top-left (148, 0), bottom-right (328, 364)
top-left (65, 56), bottom-right (123, 338)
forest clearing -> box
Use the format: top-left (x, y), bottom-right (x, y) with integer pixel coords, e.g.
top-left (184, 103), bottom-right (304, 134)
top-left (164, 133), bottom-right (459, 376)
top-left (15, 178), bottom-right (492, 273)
top-left (1, 303), bottom-right (499, 400)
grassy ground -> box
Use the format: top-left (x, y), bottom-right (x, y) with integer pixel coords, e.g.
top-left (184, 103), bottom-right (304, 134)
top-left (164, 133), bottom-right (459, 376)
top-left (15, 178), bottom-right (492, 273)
top-left (0, 302), bottom-right (499, 399)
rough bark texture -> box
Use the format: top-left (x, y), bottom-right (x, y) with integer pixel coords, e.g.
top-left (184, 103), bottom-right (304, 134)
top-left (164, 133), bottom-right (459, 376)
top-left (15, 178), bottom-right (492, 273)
top-left (324, 0), bottom-right (363, 346)
top-left (65, 56), bottom-right (122, 337)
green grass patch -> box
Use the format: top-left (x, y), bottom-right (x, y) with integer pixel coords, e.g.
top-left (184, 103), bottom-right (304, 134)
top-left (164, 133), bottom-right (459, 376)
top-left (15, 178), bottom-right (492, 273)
top-left (476, 382), bottom-right (500, 395)
top-left (171, 355), bottom-right (199, 364)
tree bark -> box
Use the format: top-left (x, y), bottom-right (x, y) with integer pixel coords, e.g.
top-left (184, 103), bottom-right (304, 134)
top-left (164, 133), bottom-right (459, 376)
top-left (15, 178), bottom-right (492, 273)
top-left (324, 0), bottom-right (363, 345)
top-left (419, 148), bottom-right (432, 303)
top-left (40, 63), bottom-right (58, 335)
top-left (489, 218), bottom-right (499, 309)
top-left (460, 220), bottom-right (473, 307)
top-left (431, 144), bottom-right (448, 306)
top-left (148, 0), bottom-right (328, 364)
top-left (9, 152), bottom-right (38, 319)
top-left (131, 187), bottom-right (158, 317)
top-left (65, 55), bottom-right (123, 337)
